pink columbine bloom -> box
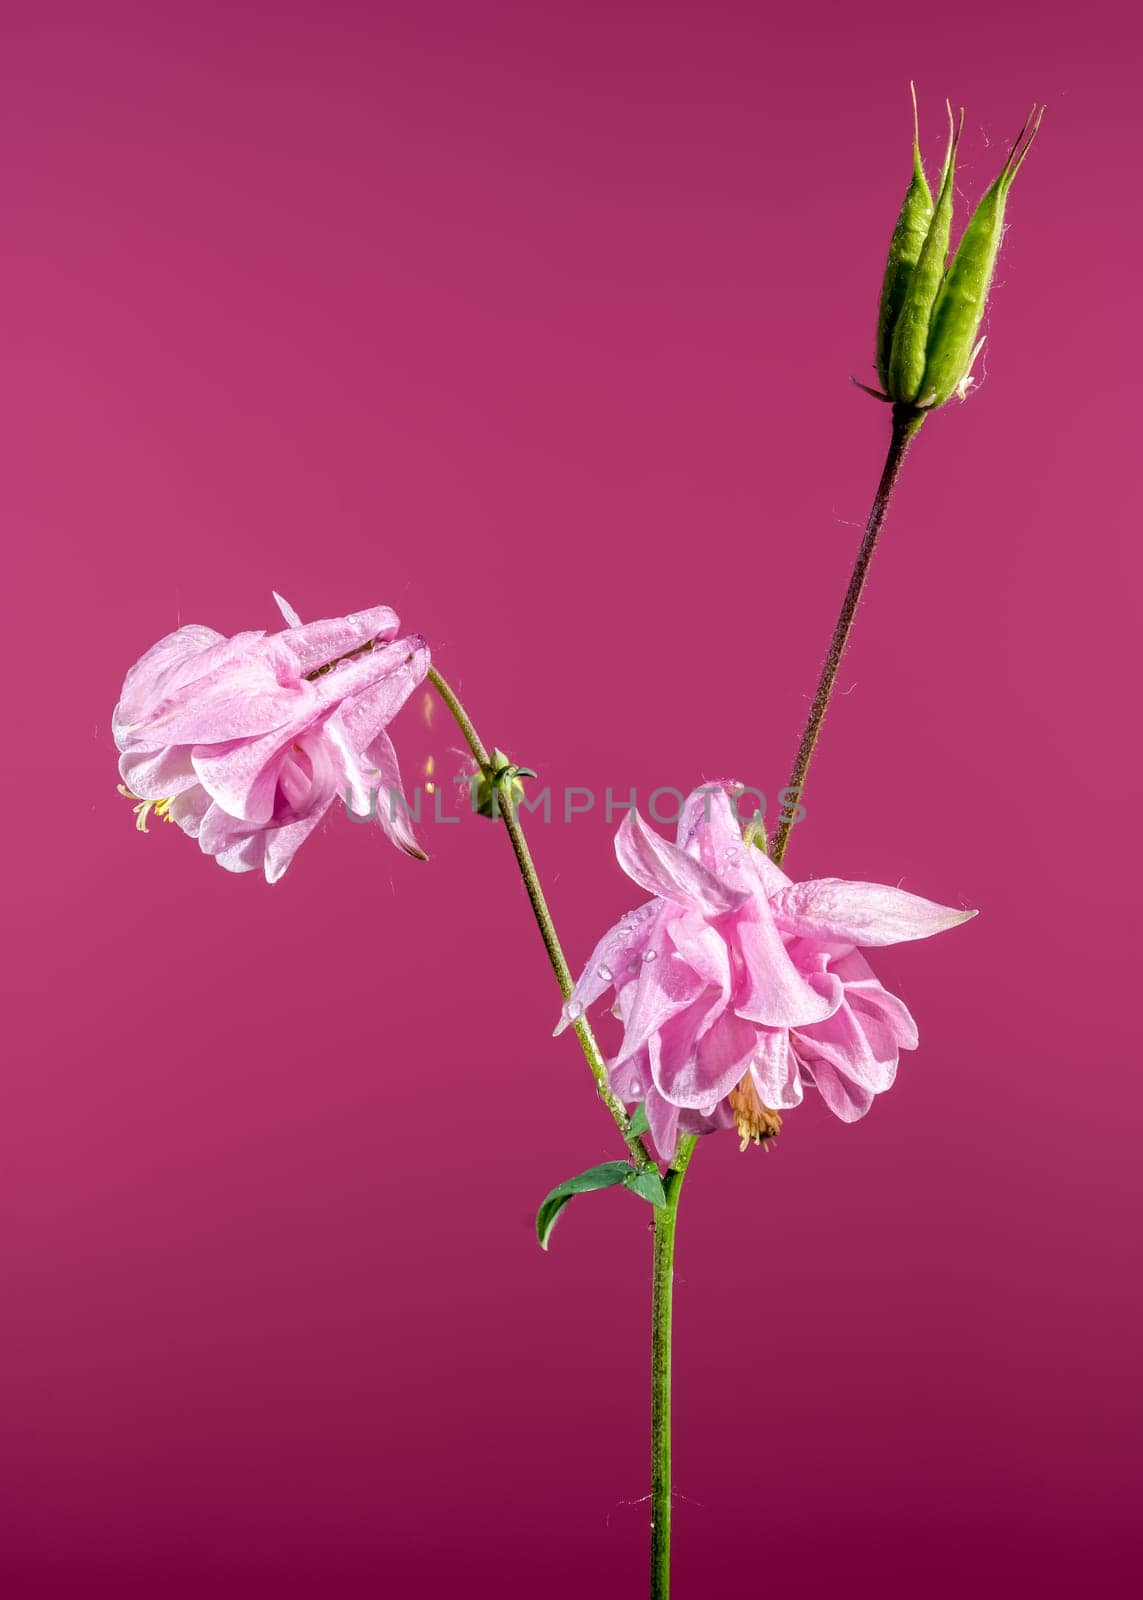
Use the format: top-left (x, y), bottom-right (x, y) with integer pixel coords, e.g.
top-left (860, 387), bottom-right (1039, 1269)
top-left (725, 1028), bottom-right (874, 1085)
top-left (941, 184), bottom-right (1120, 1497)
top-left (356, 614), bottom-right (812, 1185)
top-left (114, 593), bottom-right (429, 882)
top-left (557, 786), bottom-right (975, 1160)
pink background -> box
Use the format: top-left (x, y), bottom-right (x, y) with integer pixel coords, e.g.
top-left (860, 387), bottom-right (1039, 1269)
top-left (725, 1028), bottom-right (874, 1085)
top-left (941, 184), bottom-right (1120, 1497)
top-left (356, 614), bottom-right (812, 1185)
top-left (3, 2), bottom-right (1139, 1594)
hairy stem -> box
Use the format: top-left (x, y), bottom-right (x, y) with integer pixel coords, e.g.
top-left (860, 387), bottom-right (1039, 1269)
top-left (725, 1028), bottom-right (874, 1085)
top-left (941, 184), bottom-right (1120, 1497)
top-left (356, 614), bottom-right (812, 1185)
top-left (770, 404), bottom-right (922, 866)
top-left (427, 666), bottom-right (653, 1168)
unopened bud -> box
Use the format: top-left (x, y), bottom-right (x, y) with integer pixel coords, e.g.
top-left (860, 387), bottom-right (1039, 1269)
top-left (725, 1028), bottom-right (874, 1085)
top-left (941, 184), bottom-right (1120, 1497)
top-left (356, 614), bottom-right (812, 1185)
top-left (863, 91), bottom-right (1043, 416)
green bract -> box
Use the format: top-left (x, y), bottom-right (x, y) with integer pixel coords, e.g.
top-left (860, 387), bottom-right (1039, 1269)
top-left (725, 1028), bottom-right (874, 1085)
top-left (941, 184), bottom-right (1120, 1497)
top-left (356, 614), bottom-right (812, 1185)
top-left (887, 105), bottom-right (961, 404)
top-left (922, 105), bottom-right (1045, 407)
top-left (868, 94), bottom-right (1043, 415)
top-left (875, 83), bottom-right (934, 389)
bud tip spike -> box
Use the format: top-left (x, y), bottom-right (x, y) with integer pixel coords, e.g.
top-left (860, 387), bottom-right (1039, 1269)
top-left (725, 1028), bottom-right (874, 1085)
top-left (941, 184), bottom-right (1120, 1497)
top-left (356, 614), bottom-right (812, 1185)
top-left (910, 81), bottom-right (925, 182)
top-left (1003, 104), bottom-right (1045, 191)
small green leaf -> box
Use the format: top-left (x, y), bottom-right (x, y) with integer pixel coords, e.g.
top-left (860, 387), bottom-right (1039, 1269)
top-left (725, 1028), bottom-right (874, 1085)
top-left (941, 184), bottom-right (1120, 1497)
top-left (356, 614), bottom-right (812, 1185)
top-left (622, 1167), bottom-right (668, 1208)
top-left (627, 1103), bottom-right (650, 1137)
top-left (535, 1162), bottom-right (632, 1250)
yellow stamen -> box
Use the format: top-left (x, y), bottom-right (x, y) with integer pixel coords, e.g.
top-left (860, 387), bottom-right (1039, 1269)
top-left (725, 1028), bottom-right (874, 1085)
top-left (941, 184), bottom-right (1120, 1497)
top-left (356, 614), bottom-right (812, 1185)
top-left (728, 1074), bottom-right (782, 1153)
top-left (118, 785), bottom-right (176, 833)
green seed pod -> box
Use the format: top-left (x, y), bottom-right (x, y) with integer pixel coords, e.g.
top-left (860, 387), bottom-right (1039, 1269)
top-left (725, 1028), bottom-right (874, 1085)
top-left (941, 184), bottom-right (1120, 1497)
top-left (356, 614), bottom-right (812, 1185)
top-left (886, 103), bottom-right (962, 404)
top-left (875, 83), bottom-right (934, 390)
top-left (921, 105), bottom-right (1044, 408)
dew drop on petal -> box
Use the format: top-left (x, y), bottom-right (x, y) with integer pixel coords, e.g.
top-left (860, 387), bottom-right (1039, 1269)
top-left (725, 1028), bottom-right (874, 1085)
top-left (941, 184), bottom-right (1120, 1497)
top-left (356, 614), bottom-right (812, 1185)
top-left (566, 1000), bottom-right (583, 1021)
top-left (598, 964), bottom-right (612, 982)
top-left (642, 949), bottom-right (657, 963)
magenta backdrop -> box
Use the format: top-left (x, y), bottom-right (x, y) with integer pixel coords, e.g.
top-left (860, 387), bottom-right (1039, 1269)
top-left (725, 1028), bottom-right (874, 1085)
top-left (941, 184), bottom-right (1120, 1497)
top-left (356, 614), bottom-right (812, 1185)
top-left (3, 2), bottom-right (1139, 1595)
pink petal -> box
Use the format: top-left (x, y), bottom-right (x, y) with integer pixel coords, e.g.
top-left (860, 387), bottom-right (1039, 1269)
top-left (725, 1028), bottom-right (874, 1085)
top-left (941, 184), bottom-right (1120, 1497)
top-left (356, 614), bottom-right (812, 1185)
top-left (665, 1007), bottom-right (756, 1109)
top-left (332, 638), bottom-right (430, 749)
top-left (799, 1057), bottom-right (876, 1123)
top-left (198, 806), bottom-right (270, 876)
top-left (117, 746), bottom-right (200, 799)
top-left (613, 922), bottom-right (709, 1066)
top-left (360, 728), bottom-right (426, 859)
top-left (749, 1029), bottom-right (804, 1110)
top-left (129, 663), bottom-right (304, 746)
top-left (114, 627), bottom-right (276, 747)
top-left (832, 950), bottom-right (919, 1050)
top-left (675, 785), bottom-right (745, 862)
top-left (278, 606), bottom-right (401, 677)
top-left (556, 914), bottom-right (640, 1036)
top-left (648, 990), bottom-right (735, 1108)
top-left (665, 909), bottom-right (732, 995)
top-left (607, 1049), bottom-right (650, 1103)
top-left (645, 1086), bottom-right (682, 1164)
top-left (273, 592), bottom-right (304, 628)
top-left (191, 721), bottom-right (310, 823)
top-left (733, 899), bottom-right (843, 1028)
top-left (792, 1001), bottom-right (899, 1096)
top-left (678, 1099), bottom-right (736, 1138)
top-left (615, 810), bottom-right (747, 915)
top-left (262, 804), bottom-right (333, 883)
top-left (771, 879), bottom-right (977, 947)
top-left (169, 786), bottom-right (213, 838)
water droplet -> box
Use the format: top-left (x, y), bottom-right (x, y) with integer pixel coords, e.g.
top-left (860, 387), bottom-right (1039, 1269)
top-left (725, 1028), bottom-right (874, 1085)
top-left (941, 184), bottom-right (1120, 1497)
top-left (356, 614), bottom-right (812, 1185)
top-left (642, 949), bottom-right (657, 964)
top-left (566, 1000), bottom-right (583, 1021)
top-left (598, 964), bottom-right (612, 982)
top-left (631, 1081), bottom-right (643, 1096)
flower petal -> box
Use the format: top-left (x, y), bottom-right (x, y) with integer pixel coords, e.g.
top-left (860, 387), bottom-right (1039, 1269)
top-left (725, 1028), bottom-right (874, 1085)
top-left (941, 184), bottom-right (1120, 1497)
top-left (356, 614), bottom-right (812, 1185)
top-left (772, 879), bottom-right (977, 947)
top-left (191, 721), bottom-right (310, 823)
top-left (679, 1009), bottom-right (758, 1108)
top-left (648, 989), bottom-right (736, 1108)
top-left (749, 1028), bottom-right (804, 1111)
top-left (613, 921), bottom-right (709, 1066)
top-left (665, 910), bottom-right (732, 996)
top-left (113, 626), bottom-right (282, 747)
top-left (798, 1056), bottom-right (876, 1122)
top-left (615, 810), bottom-right (747, 915)
top-left (273, 592), bottom-right (304, 628)
top-left (675, 785), bottom-right (745, 863)
top-left (793, 1000), bottom-right (899, 1096)
top-left (169, 786), bottom-right (212, 838)
top-left (278, 605), bottom-right (401, 677)
top-left (555, 909), bottom-right (655, 1036)
top-left (733, 899), bottom-right (843, 1027)
top-left (262, 804), bottom-right (333, 883)
top-left (644, 1085), bottom-right (682, 1164)
top-left (117, 745), bottom-right (200, 799)
top-left (359, 728), bottom-right (427, 859)
top-left (197, 806), bottom-right (269, 876)
top-left (832, 949), bottom-right (919, 1050)
top-left (678, 1099), bottom-right (736, 1138)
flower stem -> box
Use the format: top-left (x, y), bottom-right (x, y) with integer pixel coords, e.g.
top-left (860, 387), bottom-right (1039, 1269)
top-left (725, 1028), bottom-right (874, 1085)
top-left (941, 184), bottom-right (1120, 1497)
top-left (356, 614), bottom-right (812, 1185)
top-left (770, 403), bottom-right (923, 867)
top-left (426, 666), bottom-right (654, 1168)
top-left (651, 1132), bottom-right (696, 1600)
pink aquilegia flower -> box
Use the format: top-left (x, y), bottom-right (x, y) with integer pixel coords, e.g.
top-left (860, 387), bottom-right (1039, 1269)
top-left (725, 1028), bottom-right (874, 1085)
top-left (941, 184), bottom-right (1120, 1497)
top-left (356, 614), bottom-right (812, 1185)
top-left (557, 785), bottom-right (975, 1160)
top-left (114, 592), bottom-right (429, 882)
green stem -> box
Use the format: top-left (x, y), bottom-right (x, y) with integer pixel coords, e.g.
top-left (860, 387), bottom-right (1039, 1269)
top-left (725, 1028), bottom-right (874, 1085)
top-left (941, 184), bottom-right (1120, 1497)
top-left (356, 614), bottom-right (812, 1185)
top-left (651, 1133), bottom-right (695, 1599)
top-left (426, 666), bottom-right (654, 1168)
top-left (646, 411), bottom-right (922, 1587)
top-left (770, 404), bottom-right (922, 866)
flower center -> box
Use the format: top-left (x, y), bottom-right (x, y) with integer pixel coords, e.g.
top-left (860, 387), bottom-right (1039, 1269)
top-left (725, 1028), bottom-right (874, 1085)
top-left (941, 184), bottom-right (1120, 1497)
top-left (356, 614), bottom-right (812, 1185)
top-left (117, 785), bottom-right (177, 832)
top-left (728, 1074), bottom-right (782, 1152)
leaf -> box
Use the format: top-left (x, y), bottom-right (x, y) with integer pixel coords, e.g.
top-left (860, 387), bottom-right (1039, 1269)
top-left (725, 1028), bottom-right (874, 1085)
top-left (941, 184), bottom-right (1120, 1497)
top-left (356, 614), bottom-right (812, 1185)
top-left (627, 1103), bottom-right (650, 1137)
top-left (622, 1167), bottom-right (668, 1208)
top-left (535, 1162), bottom-right (632, 1250)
